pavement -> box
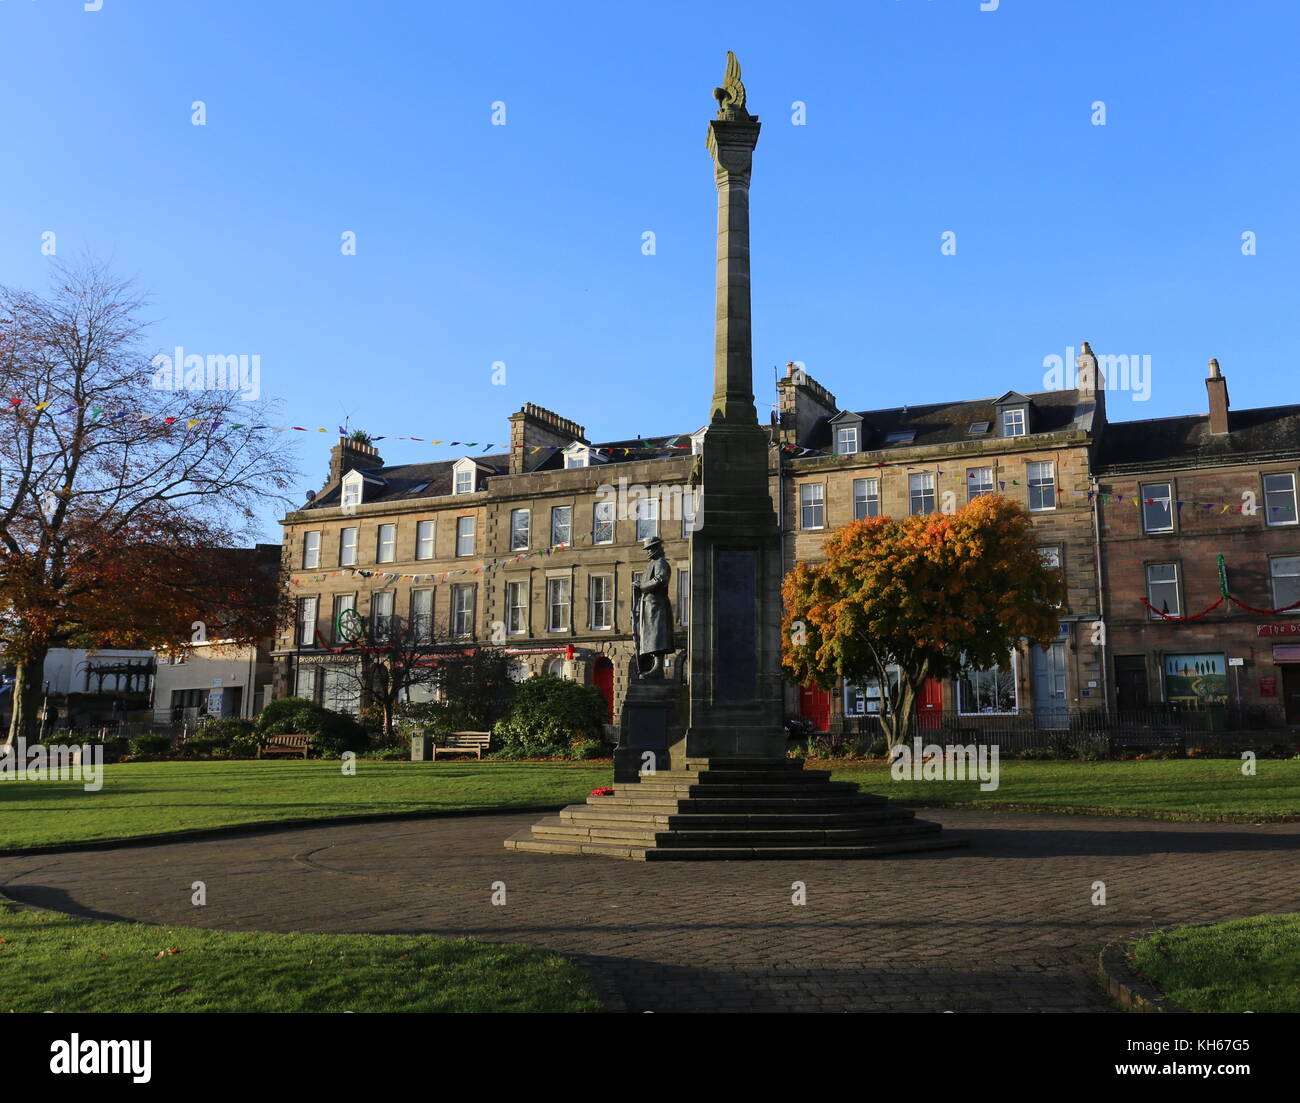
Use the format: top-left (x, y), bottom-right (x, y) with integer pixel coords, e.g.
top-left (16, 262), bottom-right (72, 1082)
top-left (2, 808), bottom-right (1297, 1012)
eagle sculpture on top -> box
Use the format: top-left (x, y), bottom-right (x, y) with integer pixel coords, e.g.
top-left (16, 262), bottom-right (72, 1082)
top-left (713, 51), bottom-right (749, 118)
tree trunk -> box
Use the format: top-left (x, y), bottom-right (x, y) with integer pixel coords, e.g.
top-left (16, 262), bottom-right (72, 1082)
top-left (6, 650), bottom-right (48, 748)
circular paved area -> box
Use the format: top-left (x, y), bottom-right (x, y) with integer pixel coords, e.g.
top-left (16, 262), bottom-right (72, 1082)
top-left (1, 809), bottom-right (1297, 1012)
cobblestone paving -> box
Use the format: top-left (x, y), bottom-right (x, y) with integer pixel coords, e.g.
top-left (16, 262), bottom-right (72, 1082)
top-left (2, 809), bottom-right (1296, 1012)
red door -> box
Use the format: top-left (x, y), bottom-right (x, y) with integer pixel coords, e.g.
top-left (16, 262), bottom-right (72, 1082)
top-left (593, 658), bottom-right (614, 720)
top-left (799, 685), bottom-right (831, 732)
top-left (918, 677), bottom-right (943, 730)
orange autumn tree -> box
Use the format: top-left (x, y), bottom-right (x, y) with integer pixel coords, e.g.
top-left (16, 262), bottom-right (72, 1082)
top-left (781, 495), bottom-right (1066, 750)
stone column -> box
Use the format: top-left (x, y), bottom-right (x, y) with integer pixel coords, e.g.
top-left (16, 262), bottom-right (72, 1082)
top-left (673, 75), bottom-right (786, 765)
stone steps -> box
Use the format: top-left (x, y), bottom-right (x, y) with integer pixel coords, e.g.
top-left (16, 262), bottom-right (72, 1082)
top-left (503, 828), bottom-right (964, 862)
top-left (503, 756), bottom-right (963, 861)
top-left (530, 815), bottom-right (938, 847)
top-left (558, 804), bottom-right (915, 828)
top-left (584, 796), bottom-right (892, 815)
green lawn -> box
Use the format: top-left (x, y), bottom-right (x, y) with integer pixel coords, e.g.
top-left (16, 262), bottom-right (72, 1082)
top-left (1131, 914), bottom-right (1300, 1013)
top-left (0, 900), bottom-right (601, 1013)
top-left (824, 758), bottom-right (1300, 819)
top-left (0, 760), bottom-right (610, 850)
top-left (2, 758), bottom-right (1298, 851)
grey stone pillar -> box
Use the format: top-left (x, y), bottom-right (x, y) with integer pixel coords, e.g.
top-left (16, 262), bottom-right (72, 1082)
top-left (674, 78), bottom-right (786, 765)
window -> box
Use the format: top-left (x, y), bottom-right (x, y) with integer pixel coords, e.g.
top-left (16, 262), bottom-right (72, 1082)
top-left (377, 523), bottom-right (396, 563)
top-left (411, 589), bottom-right (433, 642)
top-left (339, 526), bottom-right (357, 566)
top-left (371, 591), bottom-right (394, 640)
top-left (845, 668), bottom-right (899, 715)
top-left (958, 654), bottom-right (1018, 714)
top-left (456, 516), bottom-right (475, 557)
top-left (546, 577), bottom-right (571, 632)
top-left (451, 585), bottom-right (475, 637)
top-left (1270, 556), bottom-right (1300, 613)
top-left (853, 478), bottom-right (879, 520)
top-left (1002, 408), bottom-right (1026, 437)
top-left (1264, 472), bottom-right (1298, 527)
top-left (968, 421), bottom-right (990, 436)
top-left (331, 594), bottom-right (355, 645)
top-left (1141, 482), bottom-right (1173, 533)
top-left (677, 568), bottom-right (690, 627)
top-left (453, 464), bottom-right (475, 495)
top-left (589, 575), bottom-right (612, 630)
top-left (592, 500), bottom-right (614, 545)
top-left (302, 530), bottom-right (321, 569)
top-left (681, 489), bottom-right (699, 538)
top-left (505, 580), bottom-right (528, 635)
top-left (884, 430), bottom-right (915, 445)
top-left (297, 597), bottom-right (318, 646)
top-left (510, 509), bottom-right (530, 551)
top-left (321, 666), bottom-right (360, 717)
top-left (416, 520), bottom-right (435, 560)
top-left (341, 476), bottom-right (361, 509)
top-left (635, 497), bottom-right (659, 542)
top-left (1146, 563), bottom-right (1181, 618)
top-left (967, 467), bottom-right (994, 502)
top-left (550, 505), bottom-right (572, 547)
top-left (835, 425), bottom-right (859, 454)
top-left (293, 666), bottom-right (317, 702)
top-left (908, 472), bottom-right (935, 515)
top-left (1038, 546), bottom-right (1062, 569)
top-left (1027, 461), bottom-right (1055, 511)
top-left (564, 444), bottom-right (589, 469)
top-left (800, 483), bottom-right (825, 529)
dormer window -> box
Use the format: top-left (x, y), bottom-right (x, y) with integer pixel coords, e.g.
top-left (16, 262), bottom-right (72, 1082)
top-left (828, 411), bottom-right (864, 456)
top-left (452, 457), bottom-right (478, 495)
top-left (690, 428), bottom-right (707, 455)
top-left (340, 470), bottom-right (363, 509)
top-left (563, 442), bottom-right (590, 469)
top-left (994, 392), bottom-right (1033, 439)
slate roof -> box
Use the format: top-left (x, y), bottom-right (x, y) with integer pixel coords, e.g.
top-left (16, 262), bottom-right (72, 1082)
top-left (1095, 404), bottom-right (1300, 473)
top-left (798, 388), bottom-right (1091, 453)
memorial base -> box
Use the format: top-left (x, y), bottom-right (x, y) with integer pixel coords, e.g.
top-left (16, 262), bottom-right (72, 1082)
top-left (504, 756), bottom-right (967, 861)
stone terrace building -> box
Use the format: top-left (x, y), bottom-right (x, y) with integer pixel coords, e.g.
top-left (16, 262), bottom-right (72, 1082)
top-left (275, 406), bottom-right (700, 722)
top-left (275, 349), bottom-right (1300, 738)
top-left (776, 357), bottom-right (1106, 734)
top-left (1094, 359), bottom-right (1300, 725)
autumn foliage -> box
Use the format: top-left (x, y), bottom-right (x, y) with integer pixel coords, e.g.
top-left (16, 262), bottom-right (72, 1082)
top-left (781, 495), bottom-right (1066, 747)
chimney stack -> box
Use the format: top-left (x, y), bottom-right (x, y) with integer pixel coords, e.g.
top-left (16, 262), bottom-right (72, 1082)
top-left (1076, 341), bottom-right (1106, 427)
top-left (1206, 358), bottom-right (1230, 435)
top-left (327, 436), bottom-right (385, 487)
top-left (508, 403), bottom-right (586, 475)
top-left (776, 362), bottom-right (839, 447)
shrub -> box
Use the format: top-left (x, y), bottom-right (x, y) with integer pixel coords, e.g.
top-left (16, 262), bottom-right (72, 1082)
top-left (195, 716), bottom-right (255, 746)
top-left (570, 740), bottom-right (610, 761)
top-left (256, 698), bottom-right (369, 758)
top-left (488, 730), bottom-right (569, 760)
top-left (493, 676), bottom-right (607, 749)
top-left (129, 732), bottom-right (173, 757)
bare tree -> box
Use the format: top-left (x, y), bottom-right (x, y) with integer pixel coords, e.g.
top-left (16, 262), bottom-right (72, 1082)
top-left (319, 606), bottom-right (515, 739)
top-left (0, 257), bottom-right (297, 745)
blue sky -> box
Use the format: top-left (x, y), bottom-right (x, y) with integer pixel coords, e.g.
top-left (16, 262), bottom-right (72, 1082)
top-left (2, 0), bottom-right (1297, 540)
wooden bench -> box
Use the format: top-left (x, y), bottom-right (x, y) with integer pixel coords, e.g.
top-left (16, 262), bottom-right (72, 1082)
top-left (1108, 725), bottom-right (1185, 758)
top-left (432, 731), bottom-right (491, 760)
top-left (258, 734), bottom-right (313, 759)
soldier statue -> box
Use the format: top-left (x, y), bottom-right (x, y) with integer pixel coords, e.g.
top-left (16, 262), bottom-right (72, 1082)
top-left (632, 535), bottom-right (676, 679)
